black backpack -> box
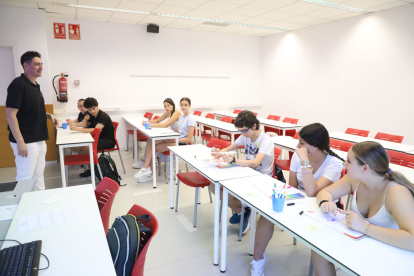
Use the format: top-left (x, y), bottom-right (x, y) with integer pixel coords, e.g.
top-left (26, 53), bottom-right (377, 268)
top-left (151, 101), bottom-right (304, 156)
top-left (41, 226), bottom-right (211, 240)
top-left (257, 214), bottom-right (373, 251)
top-left (95, 153), bottom-right (124, 186)
top-left (274, 164), bottom-right (286, 183)
top-left (107, 215), bottom-right (153, 276)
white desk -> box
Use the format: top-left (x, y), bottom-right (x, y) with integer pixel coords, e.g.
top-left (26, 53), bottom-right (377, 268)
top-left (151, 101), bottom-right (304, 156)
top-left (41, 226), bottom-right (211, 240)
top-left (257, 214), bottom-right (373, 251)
top-left (271, 136), bottom-right (414, 183)
top-left (1, 184), bottom-right (116, 276)
top-left (167, 144), bottom-right (262, 267)
top-left (219, 174), bottom-right (414, 275)
top-left (330, 132), bottom-right (414, 154)
top-left (56, 128), bottom-right (95, 188)
top-left (123, 116), bottom-right (180, 188)
top-left (214, 111), bottom-right (302, 136)
top-left (195, 116), bottom-right (239, 144)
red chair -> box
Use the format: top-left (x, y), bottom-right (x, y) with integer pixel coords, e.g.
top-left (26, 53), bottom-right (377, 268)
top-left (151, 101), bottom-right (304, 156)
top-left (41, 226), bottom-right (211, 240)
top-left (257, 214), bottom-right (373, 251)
top-left (273, 147), bottom-right (282, 179)
top-left (153, 115), bottom-right (160, 120)
top-left (293, 132), bottom-right (299, 139)
top-left (253, 112), bottom-right (258, 116)
top-left (264, 115), bottom-right (281, 136)
top-left (175, 139), bottom-right (230, 227)
top-left (95, 177), bottom-right (120, 234)
top-left (330, 139), bottom-right (354, 152)
top-left (199, 113), bottom-right (215, 144)
top-left (64, 128), bottom-right (103, 185)
top-left (345, 128), bottom-right (369, 137)
top-left (233, 109), bottom-right (242, 114)
top-left (129, 204), bottom-right (159, 276)
top-left (127, 112), bottom-right (153, 151)
top-left (202, 116), bottom-right (232, 144)
top-left (275, 117), bottom-right (299, 137)
top-left (101, 122), bottom-right (126, 173)
top-left (387, 150), bottom-right (409, 166)
top-left (193, 111), bottom-right (202, 116)
top-left (375, 132), bottom-right (404, 143)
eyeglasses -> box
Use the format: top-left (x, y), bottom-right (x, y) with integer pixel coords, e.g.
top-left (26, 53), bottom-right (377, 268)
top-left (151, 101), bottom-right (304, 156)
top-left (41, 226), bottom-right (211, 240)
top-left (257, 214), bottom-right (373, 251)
top-left (238, 127), bottom-right (250, 134)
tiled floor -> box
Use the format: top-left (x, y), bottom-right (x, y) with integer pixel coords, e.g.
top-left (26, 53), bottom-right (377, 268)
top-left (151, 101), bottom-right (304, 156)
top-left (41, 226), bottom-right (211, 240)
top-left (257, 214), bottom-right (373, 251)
top-left (0, 147), bottom-right (349, 276)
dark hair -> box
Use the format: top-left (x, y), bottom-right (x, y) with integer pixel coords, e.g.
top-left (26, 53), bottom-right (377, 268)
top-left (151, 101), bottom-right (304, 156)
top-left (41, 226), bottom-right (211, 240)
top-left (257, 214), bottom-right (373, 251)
top-left (83, 97), bottom-right (99, 108)
top-left (78, 99), bottom-right (85, 103)
top-left (164, 98), bottom-right (176, 115)
top-left (352, 141), bottom-right (414, 196)
top-left (20, 51), bottom-right (41, 68)
top-left (234, 110), bottom-right (260, 130)
top-left (299, 123), bottom-right (344, 162)
top-left (180, 97), bottom-right (191, 105)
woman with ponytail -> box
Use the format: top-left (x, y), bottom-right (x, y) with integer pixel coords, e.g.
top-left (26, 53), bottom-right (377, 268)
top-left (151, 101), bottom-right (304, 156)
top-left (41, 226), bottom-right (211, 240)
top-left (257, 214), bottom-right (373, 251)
top-left (314, 141), bottom-right (414, 275)
top-left (251, 123), bottom-right (344, 276)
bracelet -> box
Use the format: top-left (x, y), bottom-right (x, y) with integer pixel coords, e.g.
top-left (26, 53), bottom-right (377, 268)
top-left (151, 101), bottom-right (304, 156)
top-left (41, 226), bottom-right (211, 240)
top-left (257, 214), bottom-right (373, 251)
top-left (366, 223), bottom-right (370, 236)
top-left (319, 200), bottom-right (329, 207)
top-left (301, 164), bottom-right (312, 169)
top-left (302, 170), bottom-right (312, 175)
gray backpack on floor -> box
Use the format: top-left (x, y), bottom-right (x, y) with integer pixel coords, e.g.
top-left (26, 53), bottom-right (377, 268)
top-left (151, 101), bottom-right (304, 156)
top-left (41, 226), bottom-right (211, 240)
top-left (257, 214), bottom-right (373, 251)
top-left (95, 153), bottom-right (125, 186)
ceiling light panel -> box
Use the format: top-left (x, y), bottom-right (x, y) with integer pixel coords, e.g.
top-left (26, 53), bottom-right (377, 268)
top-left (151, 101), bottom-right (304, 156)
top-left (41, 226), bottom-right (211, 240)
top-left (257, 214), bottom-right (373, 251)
top-left (301, 0), bottom-right (367, 12)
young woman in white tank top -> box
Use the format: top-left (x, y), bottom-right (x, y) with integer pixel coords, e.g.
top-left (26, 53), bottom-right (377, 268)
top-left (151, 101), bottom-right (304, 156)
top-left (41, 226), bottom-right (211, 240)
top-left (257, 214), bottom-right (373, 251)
top-left (315, 141), bottom-right (414, 276)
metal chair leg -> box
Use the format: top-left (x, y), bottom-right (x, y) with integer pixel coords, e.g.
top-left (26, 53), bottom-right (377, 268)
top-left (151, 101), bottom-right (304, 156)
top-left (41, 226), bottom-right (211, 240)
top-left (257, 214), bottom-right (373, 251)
top-left (65, 165), bottom-right (69, 187)
top-left (237, 150), bottom-right (239, 159)
top-left (194, 187), bottom-right (199, 227)
top-left (219, 201), bottom-right (223, 222)
top-left (185, 163), bottom-right (189, 172)
top-left (293, 238), bottom-right (297, 245)
top-left (208, 185), bottom-right (213, 203)
top-left (126, 133), bottom-right (129, 151)
top-left (239, 205), bottom-right (245, 241)
top-left (132, 138), bottom-right (135, 159)
top-left (117, 149), bottom-right (126, 174)
top-left (97, 164), bottom-right (103, 180)
top-left (166, 157), bottom-right (169, 184)
top-left (308, 256), bottom-right (314, 276)
top-left (175, 179), bottom-right (180, 212)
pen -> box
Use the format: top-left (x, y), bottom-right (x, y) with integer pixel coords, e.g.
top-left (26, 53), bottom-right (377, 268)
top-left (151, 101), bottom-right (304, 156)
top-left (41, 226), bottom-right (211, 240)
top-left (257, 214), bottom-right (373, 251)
top-left (292, 211), bottom-right (304, 222)
top-left (287, 202), bottom-right (305, 206)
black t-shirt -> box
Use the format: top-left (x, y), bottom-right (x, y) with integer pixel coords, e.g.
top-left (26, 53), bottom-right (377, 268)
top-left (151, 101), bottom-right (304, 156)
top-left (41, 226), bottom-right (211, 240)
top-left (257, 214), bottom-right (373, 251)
top-left (87, 110), bottom-right (115, 142)
top-left (6, 74), bottom-right (49, 143)
top-left (77, 111), bottom-right (89, 122)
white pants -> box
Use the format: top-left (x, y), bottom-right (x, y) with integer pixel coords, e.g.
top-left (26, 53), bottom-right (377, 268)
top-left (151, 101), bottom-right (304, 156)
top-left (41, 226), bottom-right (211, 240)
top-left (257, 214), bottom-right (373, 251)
top-left (10, 141), bottom-right (47, 191)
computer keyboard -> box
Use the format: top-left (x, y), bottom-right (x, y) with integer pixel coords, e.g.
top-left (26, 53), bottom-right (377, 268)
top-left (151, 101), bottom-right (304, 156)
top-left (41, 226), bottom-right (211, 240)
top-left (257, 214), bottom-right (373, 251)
top-left (0, 240), bottom-right (42, 276)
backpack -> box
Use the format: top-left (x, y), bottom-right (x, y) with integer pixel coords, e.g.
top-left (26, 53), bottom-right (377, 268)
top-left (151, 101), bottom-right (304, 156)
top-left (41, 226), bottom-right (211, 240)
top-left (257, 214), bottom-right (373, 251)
top-left (107, 215), bottom-right (153, 276)
top-left (274, 164), bottom-right (286, 183)
top-left (95, 153), bottom-right (125, 186)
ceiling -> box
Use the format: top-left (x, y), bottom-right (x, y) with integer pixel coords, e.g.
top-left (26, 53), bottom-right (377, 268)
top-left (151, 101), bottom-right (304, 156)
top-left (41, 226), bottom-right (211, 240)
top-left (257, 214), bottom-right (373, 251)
top-left (1, 0), bottom-right (412, 36)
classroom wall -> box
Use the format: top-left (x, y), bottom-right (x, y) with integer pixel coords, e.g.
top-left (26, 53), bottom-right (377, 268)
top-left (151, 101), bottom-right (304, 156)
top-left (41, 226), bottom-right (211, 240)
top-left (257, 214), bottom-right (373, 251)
top-left (261, 5), bottom-right (414, 145)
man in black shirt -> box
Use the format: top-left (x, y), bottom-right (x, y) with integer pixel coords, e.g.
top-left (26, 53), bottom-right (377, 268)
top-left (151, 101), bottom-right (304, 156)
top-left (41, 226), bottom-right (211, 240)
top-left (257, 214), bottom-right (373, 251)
top-left (70, 97), bottom-right (115, 178)
top-left (5, 51), bottom-right (59, 191)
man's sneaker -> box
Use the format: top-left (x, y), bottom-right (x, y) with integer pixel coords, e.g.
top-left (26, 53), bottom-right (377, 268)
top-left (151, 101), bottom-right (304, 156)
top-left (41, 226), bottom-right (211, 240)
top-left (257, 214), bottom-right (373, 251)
top-left (250, 253), bottom-right (267, 276)
top-left (134, 167), bottom-right (152, 179)
top-left (133, 159), bottom-right (145, 169)
top-left (229, 212), bottom-right (241, 225)
top-left (137, 174), bottom-right (153, 183)
top-left (242, 207), bottom-right (251, 234)
top-left (79, 169), bottom-right (91, 178)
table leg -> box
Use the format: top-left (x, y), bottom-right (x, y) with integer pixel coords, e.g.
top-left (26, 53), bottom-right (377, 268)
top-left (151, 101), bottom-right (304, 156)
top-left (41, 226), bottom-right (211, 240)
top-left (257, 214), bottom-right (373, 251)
top-left (152, 138), bottom-right (156, 189)
top-left (220, 187), bottom-right (229, 272)
top-left (250, 210), bottom-right (256, 256)
top-left (170, 150), bottom-right (174, 209)
top-left (89, 143), bottom-right (95, 188)
top-left (59, 146), bottom-right (66, 188)
top-left (213, 182), bottom-right (220, 266)
top-left (175, 138), bottom-right (179, 178)
top-left (134, 128), bottom-right (138, 163)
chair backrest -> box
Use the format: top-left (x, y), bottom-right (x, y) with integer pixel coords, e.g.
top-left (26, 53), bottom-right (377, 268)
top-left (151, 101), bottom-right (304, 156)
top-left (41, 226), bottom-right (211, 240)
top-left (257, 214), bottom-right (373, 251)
top-left (143, 112), bottom-right (153, 120)
top-left (330, 139), bottom-right (353, 152)
top-left (129, 204), bottom-right (159, 276)
top-left (153, 115), bottom-right (160, 120)
top-left (282, 117), bottom-right (299, 124)
top-left (95, 177), bottom-right (120, 234)
top-left (375, 132), bottom-right (404, 143)
top-left (273, 147), bottom-right (282, 179)
top-left (387, 150), bottom-right (408, 166)
top-left (91, 128), bottom-right (102, 164)
top-left (207, 138), bottom-right (230, 150)
top-left (205, 113), bottom-right (215, 119)
top-left (193, 111), bottom-right (202, 116)
top-left (345, 128), bottom-right (369, 137)
top-left (221, 116), bottom-right (233, 124)
top-left (233, 109), bottom-right (242, 114)
top-left (293, 132), bottom-right (299, 139)
top-left (253, 112), bottom-right (258, 116)
top-left (267, 115), bottom-right (281, 121)
top-left (341, 141), bottom-right (354, 152)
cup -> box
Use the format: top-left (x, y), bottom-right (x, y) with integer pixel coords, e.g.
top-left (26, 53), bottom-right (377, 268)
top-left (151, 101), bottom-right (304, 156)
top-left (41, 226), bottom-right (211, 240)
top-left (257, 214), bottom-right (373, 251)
top-left (272, 194), bottom-right (285, 212)
top-left (145, 123), bottom-right (150, 129)
top-left (62, 123), bottom-right (68, 129)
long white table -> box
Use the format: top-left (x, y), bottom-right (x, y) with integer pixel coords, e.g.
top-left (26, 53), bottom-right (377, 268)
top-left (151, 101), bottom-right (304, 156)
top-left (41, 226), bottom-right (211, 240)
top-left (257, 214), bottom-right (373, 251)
top-left (214, 111), bottom-right (302, 136)
top-left (56, 128), bottom-right (95, 187)
top-left (271, 136), bottom-right (414, 182)
top-left (330, 132), bottom-right (414, 154)
top-left (1, 184), bottom-right (116, 276)
top-left (167, 144), bottom-right (262, 267)
top-left (219, 174), bottom-right (414, 275)
top-left (123, 116), bottom-right (180, 188)
top-left (195, 116), bottom-right (239, 144)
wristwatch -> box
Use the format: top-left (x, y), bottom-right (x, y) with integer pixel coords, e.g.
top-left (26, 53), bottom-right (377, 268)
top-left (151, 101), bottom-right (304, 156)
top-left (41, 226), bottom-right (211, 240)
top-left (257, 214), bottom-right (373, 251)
top-left (230, 157), bottom-right (236, 164)
top-left (301, 160), bottom-right (309, 166)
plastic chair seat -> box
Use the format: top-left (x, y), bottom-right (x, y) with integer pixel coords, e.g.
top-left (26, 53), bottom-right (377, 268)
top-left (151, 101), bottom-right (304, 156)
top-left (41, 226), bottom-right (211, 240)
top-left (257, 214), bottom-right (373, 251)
top-left (277, 160), bottom-right (291, 171)
top-left (64, 155), bottom-right (93, 165)
top-left (177, 172), bottom-right (211, 188)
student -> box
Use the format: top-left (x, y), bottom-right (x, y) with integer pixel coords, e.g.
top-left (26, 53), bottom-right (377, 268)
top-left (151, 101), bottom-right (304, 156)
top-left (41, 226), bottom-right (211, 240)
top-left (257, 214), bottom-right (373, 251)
top-left (210, 110), bottom-right (274, 234)
top-left (133, 97), bottom-right (195, 183)
top-left (70, 97), bottom-right (115, 178)
top-left (314, 141), bottom-right (414, 276)
top-left (132, 98), bottom-right (182, 173)
top-left (67, 99), bottom-right (89, 127)
top-left (251, 123), bottom-right (343, 276)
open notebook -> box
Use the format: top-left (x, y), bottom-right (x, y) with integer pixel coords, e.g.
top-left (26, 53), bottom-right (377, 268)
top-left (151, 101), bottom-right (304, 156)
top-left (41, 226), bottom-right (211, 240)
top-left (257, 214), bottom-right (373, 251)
top-left (304, 210), bottom-right (366, 241)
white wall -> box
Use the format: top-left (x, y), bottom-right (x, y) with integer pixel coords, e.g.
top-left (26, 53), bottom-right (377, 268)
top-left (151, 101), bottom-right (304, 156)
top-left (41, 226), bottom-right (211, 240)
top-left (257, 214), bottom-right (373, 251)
top-left (0, 46), bottom-right (15, 105)
top-left (0, 6), bottom-right (52, 104)
top-left (261, 5), bottom-right (414, 145)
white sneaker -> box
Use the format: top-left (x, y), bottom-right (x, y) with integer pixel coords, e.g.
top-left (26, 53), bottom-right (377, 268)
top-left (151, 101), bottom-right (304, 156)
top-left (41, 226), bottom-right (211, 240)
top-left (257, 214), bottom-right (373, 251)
top-left (134, 167), bottom-right (152, 179)
top-left (133, 159), bottom-right (145, 169)
top-left (137, 174), bottom-right (153, 183)
top-left (250, 253), bottom-right (267, 276)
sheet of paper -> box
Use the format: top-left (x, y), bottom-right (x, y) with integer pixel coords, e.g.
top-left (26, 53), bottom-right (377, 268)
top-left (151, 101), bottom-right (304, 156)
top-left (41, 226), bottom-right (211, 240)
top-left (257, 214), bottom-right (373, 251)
top-left (201, 157), bottom-right (237, 169)
top-left (18, 207), bottom-right (81, 233)
top-left (253, 182), bottom-right (298, 199)
top-left (0, 205), bottom-right (18, 222)
top-left (42, 195), bottom-right (63, 206)
top-left (303, 223), bottom-right (323, 233)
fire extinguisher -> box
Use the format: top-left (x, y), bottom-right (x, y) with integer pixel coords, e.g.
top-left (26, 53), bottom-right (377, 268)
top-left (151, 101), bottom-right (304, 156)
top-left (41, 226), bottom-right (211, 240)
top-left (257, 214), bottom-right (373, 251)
top-left (53, 73), bottom-right (69, 102)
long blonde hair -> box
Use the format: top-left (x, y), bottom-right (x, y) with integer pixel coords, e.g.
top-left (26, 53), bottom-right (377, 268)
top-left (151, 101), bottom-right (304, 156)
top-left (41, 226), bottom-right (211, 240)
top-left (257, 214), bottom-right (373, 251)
top-left (352, 141), bottom-right (414, 196)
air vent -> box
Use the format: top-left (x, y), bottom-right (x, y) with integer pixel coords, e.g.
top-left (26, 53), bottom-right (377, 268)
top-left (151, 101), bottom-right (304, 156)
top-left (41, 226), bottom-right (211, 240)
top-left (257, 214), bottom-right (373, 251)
top-left (202, 21), bottom-right (230, 27)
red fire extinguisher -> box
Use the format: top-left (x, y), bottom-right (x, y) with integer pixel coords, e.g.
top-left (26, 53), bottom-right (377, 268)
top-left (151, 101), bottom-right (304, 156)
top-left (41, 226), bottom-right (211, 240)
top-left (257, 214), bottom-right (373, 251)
top-left (53, 73), bottom-right (69, 102)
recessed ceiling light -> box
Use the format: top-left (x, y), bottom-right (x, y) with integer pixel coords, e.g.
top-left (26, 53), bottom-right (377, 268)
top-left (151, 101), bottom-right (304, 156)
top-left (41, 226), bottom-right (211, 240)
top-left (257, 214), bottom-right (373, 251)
top-left (301, 0), bottom-right (367, 13)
